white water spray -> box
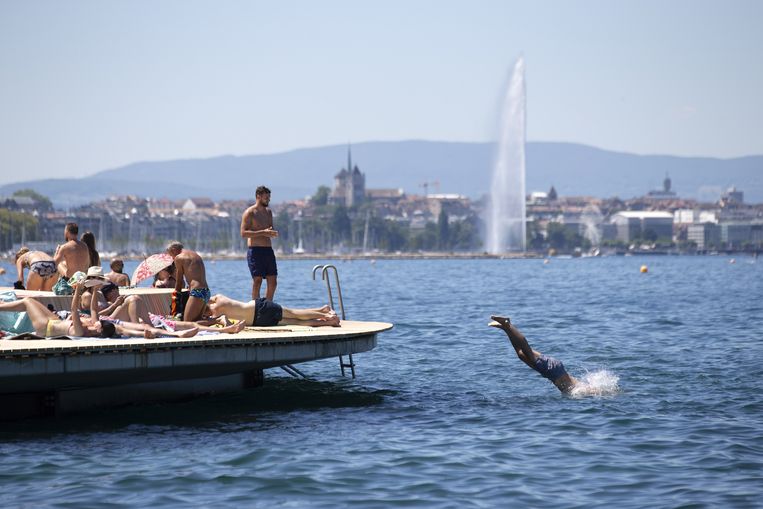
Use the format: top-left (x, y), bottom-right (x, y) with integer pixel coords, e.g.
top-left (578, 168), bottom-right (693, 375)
top-left (487, 57), bottom-right (526, 253)
top-left (569, 369), bottom-right (620, 398)
top-left (581, 204), bottom-right (604, 247)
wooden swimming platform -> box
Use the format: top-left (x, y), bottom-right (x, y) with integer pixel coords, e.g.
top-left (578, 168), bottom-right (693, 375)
top-left (0, 287), bottom-right (392, 419)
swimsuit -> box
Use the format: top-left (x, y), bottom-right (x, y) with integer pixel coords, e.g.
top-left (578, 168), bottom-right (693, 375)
top-left (149, 312), bottom-right (176, 331)
top-left (247, 246), bottom-right (278, 278)
top-left (189, 287), bottom-right (211, 303)
top-left (46, 319), bottom-right (62, 337)
top-left (534, 355), bottom-right (568, 381)
top-left (250, 298), bottom-right (283, 326)
top-left (52, 276), bottom-right (74, 296)
top-left (29, 260), bottom-right (57, 279)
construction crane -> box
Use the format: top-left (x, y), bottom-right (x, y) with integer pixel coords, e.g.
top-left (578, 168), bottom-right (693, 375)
top-left (419, 180), bottom-right (440, 197)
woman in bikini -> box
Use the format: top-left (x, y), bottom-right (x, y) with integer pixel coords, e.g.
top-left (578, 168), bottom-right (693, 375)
top-left (14, 247), bottom-right (58, 292)
top-left (0, 282), bottom-right (111, 337)
top-left (0, 281), bottom-right (206, 339)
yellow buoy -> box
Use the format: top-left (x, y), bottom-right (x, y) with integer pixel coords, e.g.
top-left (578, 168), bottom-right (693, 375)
top-left (640, 265), bottom-right (648, 273)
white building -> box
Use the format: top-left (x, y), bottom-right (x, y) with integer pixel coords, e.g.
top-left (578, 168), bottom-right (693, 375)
top-left (611, 211), bottom-right (674, 242)
top-left (687, 223), bottom-right (720, 250)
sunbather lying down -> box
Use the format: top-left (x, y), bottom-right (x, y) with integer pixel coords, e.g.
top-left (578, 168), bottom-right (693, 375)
top-left (0, 283), bottom-right (245, 339)
top-left (208, 294), bottom-right (340, 327)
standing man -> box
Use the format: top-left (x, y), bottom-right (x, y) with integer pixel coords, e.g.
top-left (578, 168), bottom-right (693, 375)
top-left (52, 222), bottom-right (90, 295)
top-left (241, 185), bottom-right (279, 300)
top-left (167, 241), bottom-right (210, 322)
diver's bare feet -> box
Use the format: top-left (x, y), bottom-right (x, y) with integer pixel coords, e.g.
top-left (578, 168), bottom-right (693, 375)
top-left (318, 305), bottom-right (332, 313)
top-left (489, 315), bottom-right (511, 329)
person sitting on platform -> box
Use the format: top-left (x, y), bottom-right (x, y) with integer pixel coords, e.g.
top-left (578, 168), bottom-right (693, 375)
top-left (14, 247), bottom-right (57, 291)
top-left (80, 280), bottom-right (154, 326)
top-left (81, 231), bottom-right (100, 268)
top-left (152, 263), bottom-right (176, 289)
top-left (105, 259), bottom-right (130, 287)
top-left (167, 241), bottom-right (211, 322)
top-left (208, 294), bottom-right (340, 327)
top-left (488, 315), bottom-right (579, 394)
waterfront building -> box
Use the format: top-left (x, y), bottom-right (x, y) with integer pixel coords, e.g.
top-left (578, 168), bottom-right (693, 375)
top-left (611, 211), bottom-right (674, 242)
top-left (182, 197), bottom-right (216, 215)
top-left (366, 188), bottom-right (405, 205)
top-left (687, 223), bottom-right (720, 250)
top-left (425, 194), bottom-right (471, 219)
top-left (720, 222), bottom-right (763, 249)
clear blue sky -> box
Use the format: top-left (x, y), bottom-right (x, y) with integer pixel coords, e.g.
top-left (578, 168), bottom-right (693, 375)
top-left (1, 0), bottom-right (761, 185)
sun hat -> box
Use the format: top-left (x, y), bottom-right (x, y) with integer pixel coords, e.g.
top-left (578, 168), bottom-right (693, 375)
top-left (86, 266), bottom-right (106, 279)
top-left (84, 266), bottom-right (107, 287)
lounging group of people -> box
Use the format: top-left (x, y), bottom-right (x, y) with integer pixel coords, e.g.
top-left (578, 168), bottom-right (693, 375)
top-left (14, 223), bottom-right (131, 293)
top-left (3, 186), bottom-right (339, 339)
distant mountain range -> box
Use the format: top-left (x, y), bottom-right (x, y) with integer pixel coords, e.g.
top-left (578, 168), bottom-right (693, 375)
top-left (1, 141), bottom-right (761, 207)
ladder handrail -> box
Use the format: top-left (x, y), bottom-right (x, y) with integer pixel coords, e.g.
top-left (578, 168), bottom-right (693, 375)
top-left (311, 264), bottom-right (355, 377)
top-left (322, 265), bottom-right (345, 320)
top-left (311, 264), bottom-right (345, 320)
top-left (312, 263), bottom-right (335, 312)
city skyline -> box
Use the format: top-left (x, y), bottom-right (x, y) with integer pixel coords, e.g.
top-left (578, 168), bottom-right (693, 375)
top-left (1, 1), bottom-right (762, 187)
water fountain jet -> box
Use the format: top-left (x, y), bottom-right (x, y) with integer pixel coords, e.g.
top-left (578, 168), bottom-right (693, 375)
top-left (487, 57), bottom-right (526, 254)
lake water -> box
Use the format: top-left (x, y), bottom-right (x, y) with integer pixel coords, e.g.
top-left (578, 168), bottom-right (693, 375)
top-left (1, 256), bottom-right (762, 507)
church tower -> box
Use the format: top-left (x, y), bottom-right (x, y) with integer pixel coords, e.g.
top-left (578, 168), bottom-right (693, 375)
top-left (330, 144), bottom-right (366, 207)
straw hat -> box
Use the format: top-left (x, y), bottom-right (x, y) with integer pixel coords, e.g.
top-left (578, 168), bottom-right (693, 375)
top-left (84, 266), bottom-right (107, 287)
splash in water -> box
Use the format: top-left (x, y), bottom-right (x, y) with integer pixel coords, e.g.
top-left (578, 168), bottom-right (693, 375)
top-left (569, 369), bottom-right (620, 398)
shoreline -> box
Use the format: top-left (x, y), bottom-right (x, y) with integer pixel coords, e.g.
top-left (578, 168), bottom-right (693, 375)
top-left (2, 250), bottom-right (758, 265)
top-left (105, 250), bottom-right (758, 262)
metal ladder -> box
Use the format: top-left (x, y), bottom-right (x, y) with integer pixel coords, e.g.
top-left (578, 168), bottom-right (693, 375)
top-left (312, 264), bottom-right (356, 378)
top-left (280, 364), bottom-right (308, 379)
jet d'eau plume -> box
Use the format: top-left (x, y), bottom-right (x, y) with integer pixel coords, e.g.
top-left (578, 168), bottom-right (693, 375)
top-left (487, 56), bottom-right (527, 253)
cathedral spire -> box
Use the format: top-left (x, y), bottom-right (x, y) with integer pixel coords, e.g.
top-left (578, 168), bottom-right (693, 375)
top-left (347, 143), bottom-right (352, 172)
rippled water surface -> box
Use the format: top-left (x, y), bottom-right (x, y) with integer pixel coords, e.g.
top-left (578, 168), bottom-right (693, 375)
top-left (1, 256), bottom-right (762, 507)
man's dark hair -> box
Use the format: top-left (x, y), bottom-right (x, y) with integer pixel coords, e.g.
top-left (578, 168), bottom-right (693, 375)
top-left (101, 283), bottom-right (118, 298)
top-left (256, 186), bottom-right (271, 197)
top-left (65, 222), bottom-right (79, 235)
top-left (99, 320), bottom-right (117, 338)
top-left (110, 259), bottom-right (124, 271)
